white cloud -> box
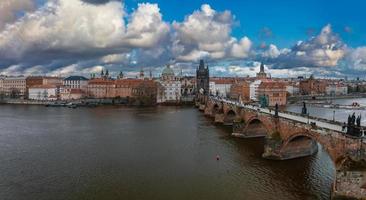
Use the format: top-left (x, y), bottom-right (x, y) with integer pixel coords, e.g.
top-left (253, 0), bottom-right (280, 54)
top-left (124, 3), bottom-right (170, 48)
top-left (172, 4), bottom-right (251, 62)
top-left (346, 47), bottom-right (366, 71)
top-left (0, 0), bottom-right (35, 30)
top-left (48, 64), bottom-right (105, 77)
top-left (268, 24), bottom-right (346, 69)
top-left (0, 0), bottom-right (170, 63)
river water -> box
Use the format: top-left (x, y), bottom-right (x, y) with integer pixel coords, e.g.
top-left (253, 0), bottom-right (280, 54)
top-left (3, 100), bottom-right (362, 200)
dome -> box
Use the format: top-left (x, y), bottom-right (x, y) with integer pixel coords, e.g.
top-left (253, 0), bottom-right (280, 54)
top-left (162, 65), bottom-right (175, 77)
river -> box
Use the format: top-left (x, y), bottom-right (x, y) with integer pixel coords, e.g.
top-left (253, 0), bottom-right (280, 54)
top-left (2, 100), bottom-right (359, 200)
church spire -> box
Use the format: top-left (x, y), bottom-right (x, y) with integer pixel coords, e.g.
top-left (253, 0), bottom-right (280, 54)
top-left (260, 62), bottom-right (265, 73)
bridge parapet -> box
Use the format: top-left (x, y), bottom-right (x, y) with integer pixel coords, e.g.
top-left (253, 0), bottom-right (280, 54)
top-left (202, 96), bottom-right (366, 199)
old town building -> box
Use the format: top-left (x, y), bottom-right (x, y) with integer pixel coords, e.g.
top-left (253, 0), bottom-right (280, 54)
top-left (60, 76), bottom-right (89, 100)
top-left (299, 75), bottom-right (326, 95)
top-left (326, 83), bottom-right (348, 96)
top-left (158, 64), bottom-right (181, 103)
top-left (3, 76), bottom-right (27, 98)
top-left (196, 60), bottom-right (209, 95)
top-left (28, 85), bottom-right (59, 101)
top-left (86, 78), bottom-right (115, 98)
top-left (181, 76), bottom-right (196, 101)
top-left (63, 76), bottom-right (89, 90)
top-left (132, 80), bottom-right (159, 105)
top-left (26, 76), bottom-right (63, 88)
top-left (0, 76), bottom-right (4, 95)
top-left (230, 81), bottom-right (251, 102)
top-left (210, 78), bottom-right (235, 97)
top-left (256, 63), bottom-right (268, 79)
top-left (60, 89), bottom-right (84, 100)
top-left (286, 83), bottom-right (300, 96)
top-left (249, 80), bottom-right (262, 101)
top-left (114, 79), bottom-right (144, 98)
top-left (257, 81), bottom-right (287, 106)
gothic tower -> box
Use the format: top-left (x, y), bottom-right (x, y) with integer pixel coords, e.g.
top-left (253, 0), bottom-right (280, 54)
top-left (196, 60), bottom-right (209, 95)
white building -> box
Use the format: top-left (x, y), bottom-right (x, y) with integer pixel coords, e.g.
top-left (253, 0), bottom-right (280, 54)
top-left (0, 76), bottom-right (4, 95)
top-left (209, 79), bottom-right (233, 97)
top-left (250, 80), bottom-right (262, 101)
top-left (157, 65), bottom-right (181, 103)
top-left (326, 84), bottom-right (348, 96)
top-left (3, 76), bottom-right (26, 98)
top-left (28, 85), bottom-right (59, 100)
top-left (286, 85), bottom-right (300, 96)
top-left (63, 76), bottom-right (89, 90)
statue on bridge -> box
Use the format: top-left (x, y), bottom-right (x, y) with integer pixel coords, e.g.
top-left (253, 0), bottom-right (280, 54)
top-left (275, 103), bottom-right (279, 118)
top-left (346, 112), bottom-right (362, 137)
top-left (301, 102), bottom-right (307, 115)
top-left (356, 115), bottom-right (361, 127)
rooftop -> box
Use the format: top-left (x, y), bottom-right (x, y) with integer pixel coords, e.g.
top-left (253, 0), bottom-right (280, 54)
top-left (64, 76), bottom-right (89, 81)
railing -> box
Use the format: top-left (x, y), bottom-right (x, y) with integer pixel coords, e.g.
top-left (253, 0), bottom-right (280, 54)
top-left (209, 96), bottom-right (366, 135)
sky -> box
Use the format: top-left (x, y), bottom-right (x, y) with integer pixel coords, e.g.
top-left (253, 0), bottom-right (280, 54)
top-left (0, 0), bottom-right (366, 78)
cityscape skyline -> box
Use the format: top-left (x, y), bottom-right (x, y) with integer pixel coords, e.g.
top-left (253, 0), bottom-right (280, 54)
top-left (1, 0), bottom-right (366, 78)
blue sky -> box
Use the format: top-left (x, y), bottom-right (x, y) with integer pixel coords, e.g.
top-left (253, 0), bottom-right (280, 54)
top-left (126, 0), bottom-right (366, 48)
top-left (0, 0), bottom-right (366, 78)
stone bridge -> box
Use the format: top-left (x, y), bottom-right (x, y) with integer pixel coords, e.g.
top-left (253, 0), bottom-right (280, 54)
top-left (196, 96), bottom-right (366, 199)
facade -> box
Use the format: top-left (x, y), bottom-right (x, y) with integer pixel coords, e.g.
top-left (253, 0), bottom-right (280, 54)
top-left (210, 78), bottom-right (235, 97)
top-left (0, 76), bottom-right (4, 95)
top-left (196, 60), bottom-right (209, 95)
top-left (3, 76), bottom-right (27, 98)
top-left (326, 84), bottom-right (348, 96)
top-left (181, 76), bottom-right (196, 96)
top-left (256, 63), bottom-right (267, 79)
top-left (60, 76), bottom-right (89, 100)
top-left (249, 80), bottom-right (262, 101)
top-left (286, 84), bottom-right (300, 96)
top-left (86, 78), bottom-right (115, 98)
top-left (60, 89), bottom-right (84, 100)
top-left (229, 81), bottom-right (250, 102)
top-left (26, 76), bottom-right (63, 88)
top-left (257, 81), bottom-right (287, 106)
top-left (63, 76), bottom-right (89, 90)
top-left (132, 80), bottom-right (158, 105)
top-left (43, 77), bottom-right (63, 86)
top-left (300, 75), bottom-right (326, 95)
top-left (115, 79), bottom-right (144, 98)
top-left (28, 85), bottom-right (59, 100)
top-left (181, 76), bottom-right (196, 102)
top-left (158, 65), bottom-right (181, 103)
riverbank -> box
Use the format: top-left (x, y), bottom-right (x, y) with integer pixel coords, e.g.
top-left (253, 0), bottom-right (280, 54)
top-left (288, 94), bottom-right (366, 104)
top-left (0, 98), bottom-right (195, 107)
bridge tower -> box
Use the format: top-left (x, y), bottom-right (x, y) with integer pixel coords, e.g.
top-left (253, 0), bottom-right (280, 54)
top-left (196, 60), bottom-right (209, 95)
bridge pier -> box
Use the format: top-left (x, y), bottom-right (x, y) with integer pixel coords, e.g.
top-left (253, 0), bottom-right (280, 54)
top-left (232, 121), bottom-right (266, 138)
top-left (198, 104), bottom-right (205, 111)
top-left (204, 107), bottom-right (213, 117)
top-left (200, 96), bottom-right (366, 199)
top-left (332, 154), bottom-right (366, 199)
top-left (262, 136), bottom-right (318, 160)
top-left (214, 113), bottom-right (225, 124)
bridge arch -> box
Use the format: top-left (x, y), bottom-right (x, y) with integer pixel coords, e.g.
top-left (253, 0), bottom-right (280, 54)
top-left (223, 109), bottom-right (237, 125)
top-left (242, 117), bottom-right (270, 138)
top-left (279, 132), bottom-right (319, 160)
top-left (212, 103), bottom-right (223, 115)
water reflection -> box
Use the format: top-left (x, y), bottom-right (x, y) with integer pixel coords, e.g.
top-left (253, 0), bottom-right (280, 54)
top-left (0, 105), bottom-right (335, 200)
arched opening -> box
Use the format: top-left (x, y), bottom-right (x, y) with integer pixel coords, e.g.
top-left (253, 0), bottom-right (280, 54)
top-left (243, 119), bottom-right (268, 138)
top-left (280, 135), bottom-right (318, 160)
top-left (213, 104), bottom-right (221, 115)
top-left (224, 110), bottom-right (236, 125)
